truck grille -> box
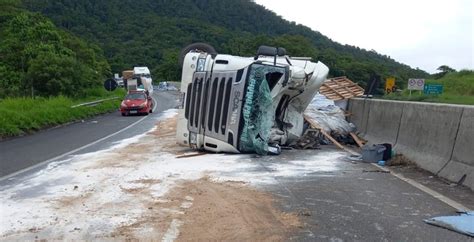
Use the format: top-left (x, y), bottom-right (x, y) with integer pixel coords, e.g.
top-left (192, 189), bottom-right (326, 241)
top-left (184, 70), bottom-right (245, 147)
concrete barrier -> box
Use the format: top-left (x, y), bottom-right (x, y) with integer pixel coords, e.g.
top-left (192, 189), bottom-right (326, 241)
top-left (347, 98), bottom-right (369, 135)
top-left (348, 98), bottom-right (474, 190)
top-left (396, 102), bottom-right (464, 174)
top-left (438, 108), bottom-right (474, 189)
top-left (364, 99), bottom-right (405, 145)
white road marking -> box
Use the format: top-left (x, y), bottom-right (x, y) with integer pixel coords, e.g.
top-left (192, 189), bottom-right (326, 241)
top-left (371, 163), bottom-right (471, 211)
top-left (0, 96), bottom-right (159, 182)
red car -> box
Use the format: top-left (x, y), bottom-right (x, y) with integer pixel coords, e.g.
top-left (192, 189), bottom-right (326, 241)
top-left (120, 91), bottom-right (153, 116)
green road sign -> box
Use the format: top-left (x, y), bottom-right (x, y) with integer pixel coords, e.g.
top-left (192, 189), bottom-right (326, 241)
top-left (423, 84), bottom-right (443, 95)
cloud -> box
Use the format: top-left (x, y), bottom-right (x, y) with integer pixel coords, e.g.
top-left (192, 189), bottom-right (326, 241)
top-left (255, 0), bottom-right (473, 73)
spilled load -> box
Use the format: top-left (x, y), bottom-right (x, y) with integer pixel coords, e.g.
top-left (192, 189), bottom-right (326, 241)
top-left (176, 43), bottom-right (329, 155)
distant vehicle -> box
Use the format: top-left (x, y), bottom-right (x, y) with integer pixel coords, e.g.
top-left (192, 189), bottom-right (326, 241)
top-left (121, 67), bottom-right (154, 94)
top-left (115, 78), bottom-right (124, 87)
top-left (120, 90), bottom-right (153, 116)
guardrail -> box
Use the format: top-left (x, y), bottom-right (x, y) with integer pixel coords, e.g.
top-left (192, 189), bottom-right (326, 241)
top-left (71, 97), bottom-right (120, 108)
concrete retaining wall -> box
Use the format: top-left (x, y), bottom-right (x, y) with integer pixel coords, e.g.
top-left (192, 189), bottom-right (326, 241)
top-left (348, 98), bottom-right (474, 190)
top-left (365, 99), bottom-right (405, 145)
top-left (348, 99), bottom-right (369, 135)
top-left (438, 108), bottom-right (474, 190)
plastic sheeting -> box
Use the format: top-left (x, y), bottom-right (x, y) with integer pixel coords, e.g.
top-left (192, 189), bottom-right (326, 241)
top-left (424, 211), bottom-right (474, 237)
top-left (304, 94), bottom-right (354, 134)
top-left (239, 65), bottom-right (275, 155)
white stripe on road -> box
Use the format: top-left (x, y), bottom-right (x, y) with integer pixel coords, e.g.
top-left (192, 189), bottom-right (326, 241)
top-left (371, 163), bottom-right (471, 211)
top-left (0, 96), bottom-right (159, 182)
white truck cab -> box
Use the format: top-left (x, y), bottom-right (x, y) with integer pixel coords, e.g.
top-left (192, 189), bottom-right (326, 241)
top-left (176, 43), bottom-right (329, 155)
top-left (133, 66), bottom-right (153, 94)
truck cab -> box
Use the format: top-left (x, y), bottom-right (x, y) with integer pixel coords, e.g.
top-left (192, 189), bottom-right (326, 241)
top-left (176, 44), bottom-right (329, 155)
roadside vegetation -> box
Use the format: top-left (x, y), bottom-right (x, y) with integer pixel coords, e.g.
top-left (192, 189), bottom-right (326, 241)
top-left (0, 1), bottom-right (123, 138)
top-left (383, 70), bottom-right (474, 105)
top-left (0, 88), bottom-right (126, 138)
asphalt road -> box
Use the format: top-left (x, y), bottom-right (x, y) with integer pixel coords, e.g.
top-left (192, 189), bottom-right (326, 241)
top-left (254, 149), bottom-right (474, 241)
top-left (1, 89), bottom-right (473, 240)
top-left (0, 90), bottom-right (180, 179)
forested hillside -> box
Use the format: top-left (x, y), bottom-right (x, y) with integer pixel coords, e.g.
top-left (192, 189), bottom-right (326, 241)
top-left (0, 0), bottom-right (110, 98)
top-left (22, 0), bottom-right (428, 91)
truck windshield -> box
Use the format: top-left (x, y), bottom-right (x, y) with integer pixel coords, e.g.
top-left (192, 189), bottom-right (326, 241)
top-left (239, 64), bottom-right (284, 155)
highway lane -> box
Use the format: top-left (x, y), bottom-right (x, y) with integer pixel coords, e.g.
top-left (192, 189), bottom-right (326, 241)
top-left (255, 149), bottom-right (474, 241)
top-left (0, 91), bottom-right (180, 178)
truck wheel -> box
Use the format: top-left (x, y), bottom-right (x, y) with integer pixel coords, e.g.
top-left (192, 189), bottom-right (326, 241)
top-left (179, 43), bottom-right (217, 67)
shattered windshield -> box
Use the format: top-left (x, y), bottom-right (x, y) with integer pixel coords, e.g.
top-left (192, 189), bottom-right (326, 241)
top-left (239, 64), bottom-right (283, 155)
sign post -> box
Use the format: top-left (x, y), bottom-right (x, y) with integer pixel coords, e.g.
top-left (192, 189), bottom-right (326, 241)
top-left (408, 78), bottom-right (425, 96)
top-left (385, 77), bottom-right (395, 94)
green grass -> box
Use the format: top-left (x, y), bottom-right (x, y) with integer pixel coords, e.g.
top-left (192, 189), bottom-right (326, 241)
top-left (0, 87), bottom-right (126, 138)
top-left (383, 70), bottom-right (474, 105)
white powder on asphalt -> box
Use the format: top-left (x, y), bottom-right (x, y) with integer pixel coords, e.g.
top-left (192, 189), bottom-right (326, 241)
top-left (0, 109), bottom-right (346, 240)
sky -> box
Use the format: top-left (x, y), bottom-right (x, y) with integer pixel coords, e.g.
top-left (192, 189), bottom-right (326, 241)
top-left (254, 0), bottom-right (473, 73)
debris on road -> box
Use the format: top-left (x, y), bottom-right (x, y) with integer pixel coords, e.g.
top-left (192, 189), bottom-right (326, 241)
top-left (175, 152), bottom-right (207, 159)
top-left (361, 144), bottom-right (386, 163)
top-left (166, 178), bottom-right (300, 241)
top-left (0, 110), bottom-right (347, 240)
top-left (304, 94), bottom-right (356, 136)
top-left (319, 76), bottom-right (365, 101)
top-left (349, 132), bottom-right (366, 148)
top-left (424, 211), bottom-right (474, 237)
top-left (388, 154), bottom-right (414, 166)
top-left (155, 82), bottom-right (178, 91)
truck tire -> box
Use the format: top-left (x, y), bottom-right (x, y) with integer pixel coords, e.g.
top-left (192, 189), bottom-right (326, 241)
top-left (179, 43), bottom-right (217, 67)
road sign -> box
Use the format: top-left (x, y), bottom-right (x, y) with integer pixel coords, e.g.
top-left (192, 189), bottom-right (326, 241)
top-left (408, 78), bottom-right (425, 90)
top-left (104, 78), bottom-right (118, 91)
top-left (385, 77), bottom-right (395, 94)
top-left (424, 84), bottom-right (443, 95)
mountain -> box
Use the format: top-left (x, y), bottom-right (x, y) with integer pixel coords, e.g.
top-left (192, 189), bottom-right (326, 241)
top-left (15, 0), bottom-right (428, 93)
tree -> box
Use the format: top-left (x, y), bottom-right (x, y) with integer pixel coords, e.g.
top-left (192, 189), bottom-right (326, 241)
top-left (435, 65), bottom-right (456, 79)
top-left (437, 65), bottom-right (456, 73)
top-left (154, 49), bottom-right (180, 82)
top-left (0, 12), bottom-right (110, 97)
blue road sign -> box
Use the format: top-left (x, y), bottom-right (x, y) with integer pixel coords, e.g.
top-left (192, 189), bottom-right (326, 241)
top-left (423, 84), bottom-right (443, 95)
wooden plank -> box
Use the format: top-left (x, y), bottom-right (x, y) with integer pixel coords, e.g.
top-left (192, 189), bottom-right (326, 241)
top-left (304, 115), bottom-right (359, 155)
top-left (349, 132), bottom-right (365, 148)
top-left (176, 152), bottom-right (207, 158)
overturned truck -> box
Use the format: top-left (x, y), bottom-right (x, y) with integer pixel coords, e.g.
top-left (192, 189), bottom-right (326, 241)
top-left (176, 43), bottom-right (329, 155)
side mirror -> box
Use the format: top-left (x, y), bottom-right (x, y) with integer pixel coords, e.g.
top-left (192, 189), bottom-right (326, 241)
top-left (256, 46), bottom-right (287, 57)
